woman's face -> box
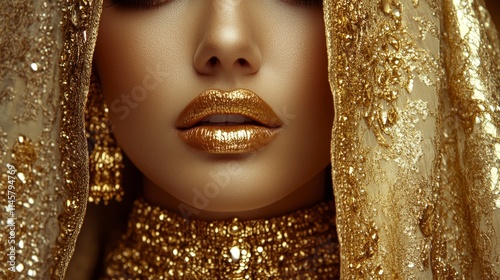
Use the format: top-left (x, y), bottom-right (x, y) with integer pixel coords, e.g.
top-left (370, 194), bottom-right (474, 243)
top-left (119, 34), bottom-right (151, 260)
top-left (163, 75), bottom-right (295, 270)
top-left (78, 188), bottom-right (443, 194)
top-left (95, 0), bottom-right (333, 218)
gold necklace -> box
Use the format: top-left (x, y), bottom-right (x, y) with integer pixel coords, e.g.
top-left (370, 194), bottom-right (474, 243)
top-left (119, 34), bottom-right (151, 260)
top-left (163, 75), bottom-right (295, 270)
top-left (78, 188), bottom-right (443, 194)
top-left (103, 198), bottom-right (340, 279)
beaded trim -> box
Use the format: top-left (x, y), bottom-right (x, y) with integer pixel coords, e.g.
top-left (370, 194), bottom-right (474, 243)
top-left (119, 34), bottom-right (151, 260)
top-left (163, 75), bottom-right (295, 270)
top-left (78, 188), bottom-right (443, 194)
top-left (103, 198), bottom-right (340, 279)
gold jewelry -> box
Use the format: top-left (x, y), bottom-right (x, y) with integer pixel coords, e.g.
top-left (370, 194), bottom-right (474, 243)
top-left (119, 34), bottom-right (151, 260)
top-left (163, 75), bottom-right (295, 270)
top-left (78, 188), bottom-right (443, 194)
top-left (85, 71), bottom-right (124, 205)
top-left (103, 198), bottom-right (340, 279)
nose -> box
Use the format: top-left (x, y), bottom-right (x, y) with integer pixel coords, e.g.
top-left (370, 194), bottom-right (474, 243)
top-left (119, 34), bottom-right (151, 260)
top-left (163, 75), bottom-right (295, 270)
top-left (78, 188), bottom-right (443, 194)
top-left (193, 1), bottom-right (262, 76)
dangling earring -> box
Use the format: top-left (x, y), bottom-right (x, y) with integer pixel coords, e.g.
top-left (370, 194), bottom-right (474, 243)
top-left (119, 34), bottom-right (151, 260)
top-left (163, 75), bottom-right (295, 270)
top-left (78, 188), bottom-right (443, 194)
top-left (85, 71), bottom-right (124, 205)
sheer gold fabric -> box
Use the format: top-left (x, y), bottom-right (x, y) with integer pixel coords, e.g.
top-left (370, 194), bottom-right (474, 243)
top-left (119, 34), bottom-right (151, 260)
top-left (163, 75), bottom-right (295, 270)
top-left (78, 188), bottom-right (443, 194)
top-left (0, 0), bottom-right (498, 279)
top-left (0, 1), bottom-right (101, 278)
top-left (325, 0), bottom-right (500, 278)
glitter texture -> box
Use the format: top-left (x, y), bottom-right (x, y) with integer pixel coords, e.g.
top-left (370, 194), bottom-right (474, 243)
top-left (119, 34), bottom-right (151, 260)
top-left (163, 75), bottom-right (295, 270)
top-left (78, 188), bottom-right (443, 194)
top-left (324, 0), bottom-right (500, 278)
top-left (0, 0), bottom-right (101, 278)
top-left (103, 198), bottom-right (340, 279)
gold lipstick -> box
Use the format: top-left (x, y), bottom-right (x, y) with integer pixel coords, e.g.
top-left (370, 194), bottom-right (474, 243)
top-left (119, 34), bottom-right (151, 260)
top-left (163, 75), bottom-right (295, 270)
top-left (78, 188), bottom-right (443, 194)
top-left (176, 89), bottom-right (283, 154)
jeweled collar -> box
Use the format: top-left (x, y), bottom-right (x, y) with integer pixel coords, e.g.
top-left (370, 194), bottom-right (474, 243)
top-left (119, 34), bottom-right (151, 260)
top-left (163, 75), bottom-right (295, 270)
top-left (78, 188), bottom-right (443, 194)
top-left (103, 198), bottom-right (340, 279)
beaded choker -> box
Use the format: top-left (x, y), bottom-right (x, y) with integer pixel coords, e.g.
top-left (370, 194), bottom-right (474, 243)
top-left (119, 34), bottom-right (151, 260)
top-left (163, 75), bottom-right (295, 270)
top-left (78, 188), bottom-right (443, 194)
top-left (103, 198), bottom-right (340, 279)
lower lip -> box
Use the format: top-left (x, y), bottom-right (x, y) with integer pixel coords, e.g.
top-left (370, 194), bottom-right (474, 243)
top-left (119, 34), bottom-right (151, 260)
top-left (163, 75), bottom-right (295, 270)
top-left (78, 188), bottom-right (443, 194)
top-left (177, 125), bottom-right (280, 154)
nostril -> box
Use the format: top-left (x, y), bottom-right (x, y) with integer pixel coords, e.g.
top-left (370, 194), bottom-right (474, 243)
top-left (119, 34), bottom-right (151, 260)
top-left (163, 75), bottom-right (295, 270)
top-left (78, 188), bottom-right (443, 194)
top-left (237, 58), bottom-right (248, 67)
top-left (199, 56), bottom-right (256, 73)
top-left (209, 56), bottom-right (218, 66)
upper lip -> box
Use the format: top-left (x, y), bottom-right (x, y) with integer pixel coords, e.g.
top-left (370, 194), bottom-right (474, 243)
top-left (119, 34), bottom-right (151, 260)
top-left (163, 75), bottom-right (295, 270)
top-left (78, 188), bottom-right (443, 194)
top-left (176, 89), bottom-right (283, 129)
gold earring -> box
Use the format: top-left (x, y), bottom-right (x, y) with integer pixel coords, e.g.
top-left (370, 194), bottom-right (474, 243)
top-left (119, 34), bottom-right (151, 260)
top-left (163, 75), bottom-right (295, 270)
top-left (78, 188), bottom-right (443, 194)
top-left (85, 71), bottom-right (124, 205)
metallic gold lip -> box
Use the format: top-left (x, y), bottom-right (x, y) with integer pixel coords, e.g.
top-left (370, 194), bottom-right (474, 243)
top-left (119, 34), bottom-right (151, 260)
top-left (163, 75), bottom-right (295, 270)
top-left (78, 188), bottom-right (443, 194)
top-left (175, 89), bottom-right (283, 129)
top-left (177, 125), bottom-right (279, 154)
top-left (176, 89), bottom-right (283, 154)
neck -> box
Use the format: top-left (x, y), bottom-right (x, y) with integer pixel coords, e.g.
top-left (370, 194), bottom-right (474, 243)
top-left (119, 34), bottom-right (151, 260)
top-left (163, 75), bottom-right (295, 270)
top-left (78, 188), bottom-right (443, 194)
top-left (142, 170), bottom-right (327, 221)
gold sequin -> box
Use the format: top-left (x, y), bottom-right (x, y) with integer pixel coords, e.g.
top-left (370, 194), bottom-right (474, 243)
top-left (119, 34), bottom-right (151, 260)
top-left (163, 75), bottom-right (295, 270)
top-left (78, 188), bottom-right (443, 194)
top-left (324, 0), bottom-right (500, 278)
top-left (103, 198), bottom-right (340, 279)
top-left (0, 0), bottom-right (101, 278)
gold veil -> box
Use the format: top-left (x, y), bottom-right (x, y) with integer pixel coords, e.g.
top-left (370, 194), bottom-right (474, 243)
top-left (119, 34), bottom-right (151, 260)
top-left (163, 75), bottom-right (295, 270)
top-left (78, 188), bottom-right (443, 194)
top-left (326, 0), bottom-right (500, 278)
top-left (0, 0), bottom-right (498, 278)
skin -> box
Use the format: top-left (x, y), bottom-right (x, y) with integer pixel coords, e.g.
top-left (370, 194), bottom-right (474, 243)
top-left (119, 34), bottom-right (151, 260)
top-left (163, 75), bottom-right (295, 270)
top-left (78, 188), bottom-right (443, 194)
top-left (94, 0), bottom-right (334, 220)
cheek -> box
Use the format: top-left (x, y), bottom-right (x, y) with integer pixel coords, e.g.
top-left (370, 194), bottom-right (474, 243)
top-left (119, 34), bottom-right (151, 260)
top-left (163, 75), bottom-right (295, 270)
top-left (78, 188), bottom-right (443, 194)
top-left (94, 16), bottom-right (176, 173)
top-left (263, 9), bottom-right (332, 126)
top-left (94, 7), bottom-right (190, 110)
top-left (280, 21), bottom-right (333, 157)
top-left (94, 10), bottom-right (189, 139)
